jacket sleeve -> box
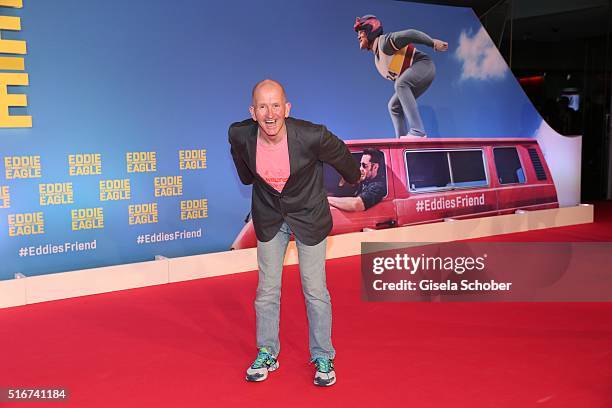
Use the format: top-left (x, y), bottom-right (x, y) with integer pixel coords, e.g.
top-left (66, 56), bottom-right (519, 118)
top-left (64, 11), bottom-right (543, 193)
top-left (228, 127), bottom-right (254, 185)
top-left (318, 126), bottom-right (361, 184)
top-left (381, 29), bottom-right (434, 55)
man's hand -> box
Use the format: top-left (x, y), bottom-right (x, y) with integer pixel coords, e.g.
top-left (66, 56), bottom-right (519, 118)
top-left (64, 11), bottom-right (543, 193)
top-left (433, 39), bottom-right (448, 52)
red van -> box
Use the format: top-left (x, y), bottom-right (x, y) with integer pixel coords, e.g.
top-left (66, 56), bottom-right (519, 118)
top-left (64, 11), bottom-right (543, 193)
top-left (231, 138), bottom-right (558, 250)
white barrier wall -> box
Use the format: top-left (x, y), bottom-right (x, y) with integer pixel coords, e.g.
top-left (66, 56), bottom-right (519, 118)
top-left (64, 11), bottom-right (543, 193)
top-left (0, 204), bottom-right (594, 309)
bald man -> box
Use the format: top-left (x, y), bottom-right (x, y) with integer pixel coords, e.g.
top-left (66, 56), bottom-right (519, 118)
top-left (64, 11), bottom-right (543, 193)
top-left (228, 79), bottom-right (360, 386)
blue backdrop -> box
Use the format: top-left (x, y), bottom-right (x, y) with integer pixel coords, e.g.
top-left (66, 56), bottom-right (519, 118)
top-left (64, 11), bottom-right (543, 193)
top-left (0, 0), bottom-right (547, 279)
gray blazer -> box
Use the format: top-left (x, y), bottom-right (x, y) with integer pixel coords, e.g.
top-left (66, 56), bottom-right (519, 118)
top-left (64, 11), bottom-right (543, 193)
top-left (228, 117), bottom-right (360, 245)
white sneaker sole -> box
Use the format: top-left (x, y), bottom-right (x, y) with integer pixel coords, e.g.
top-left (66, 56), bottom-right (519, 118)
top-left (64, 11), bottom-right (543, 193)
top-left (245, 361), bottom-right (279, 382)
top-left (314, 373), bottom-right (336, 387)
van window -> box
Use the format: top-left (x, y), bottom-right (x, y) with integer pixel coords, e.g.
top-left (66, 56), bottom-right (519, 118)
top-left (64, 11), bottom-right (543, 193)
top-left (405, 149), bottom-right (487, 192)
top-left (324, 150), bottom-right (388, 200)
top-left (406, 151), bottom-right (450, 191)
top-left (449, 150), bottom-right (488, 188)
top-left (494, 147), bottom-right (526, 184)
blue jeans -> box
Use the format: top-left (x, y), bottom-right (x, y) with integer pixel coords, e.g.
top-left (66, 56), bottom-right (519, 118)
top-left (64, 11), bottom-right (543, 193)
top-left (255, 222), bottom-right (335, 360)
top-left (388, 58), bottom-right (436, 137)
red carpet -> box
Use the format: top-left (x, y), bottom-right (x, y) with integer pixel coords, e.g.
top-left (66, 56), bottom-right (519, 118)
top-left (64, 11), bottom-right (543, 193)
top-left (1, 202), bottom-right (611, 407)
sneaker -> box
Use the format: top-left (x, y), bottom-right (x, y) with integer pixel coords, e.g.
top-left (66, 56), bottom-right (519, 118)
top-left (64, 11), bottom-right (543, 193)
top-left (245, 347), bottom-right (279, 382)
top-left (312, 357), bottom-right (336, 387)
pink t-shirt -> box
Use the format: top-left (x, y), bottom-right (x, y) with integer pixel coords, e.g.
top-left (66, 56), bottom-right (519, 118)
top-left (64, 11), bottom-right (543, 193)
top-left (256, 134), bottom-right (290, 193)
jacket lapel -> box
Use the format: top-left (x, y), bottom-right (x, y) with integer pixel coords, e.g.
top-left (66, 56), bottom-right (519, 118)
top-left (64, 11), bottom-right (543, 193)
top-left (245, 121), bottom-right (258, 174)
top-left (285, 118), bottom-right (299, 178)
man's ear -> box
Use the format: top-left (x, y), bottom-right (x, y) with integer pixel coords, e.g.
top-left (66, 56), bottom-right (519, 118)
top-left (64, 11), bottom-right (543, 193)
top-left (249, 105), bottom-right (256, 121)
top-left (285, 102), bottom-right (291, 118)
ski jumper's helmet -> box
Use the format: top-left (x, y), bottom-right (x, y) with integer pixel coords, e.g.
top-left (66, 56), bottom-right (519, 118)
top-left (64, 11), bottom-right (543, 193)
top-left (354, 15), bottom-right (383, 45)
